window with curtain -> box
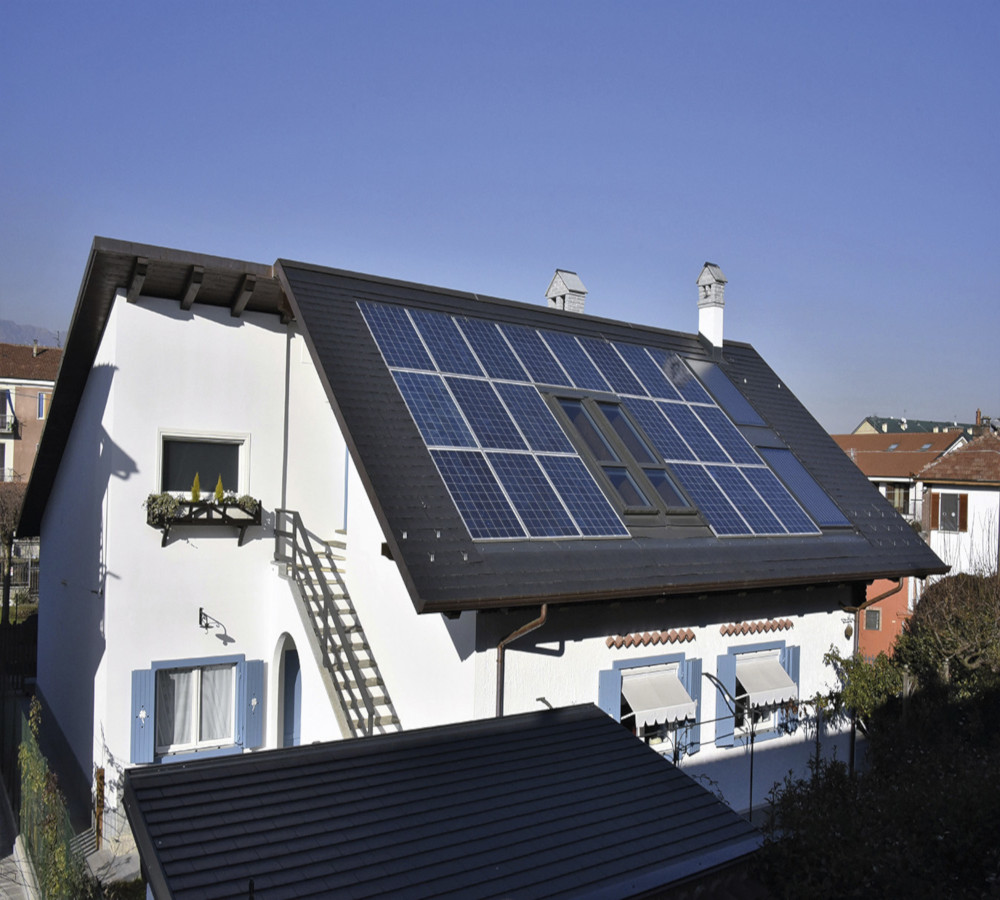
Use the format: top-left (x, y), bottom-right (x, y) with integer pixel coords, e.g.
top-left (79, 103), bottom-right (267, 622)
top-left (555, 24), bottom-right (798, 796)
top-left (155, 664), bottom-right (236, 754)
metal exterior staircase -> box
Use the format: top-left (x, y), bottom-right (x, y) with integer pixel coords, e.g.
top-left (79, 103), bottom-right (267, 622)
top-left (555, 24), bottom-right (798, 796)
top-left (274, 510), bottom-right (400, 737)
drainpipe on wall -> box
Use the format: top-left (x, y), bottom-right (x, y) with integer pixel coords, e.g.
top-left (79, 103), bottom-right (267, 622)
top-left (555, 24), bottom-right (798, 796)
top-left (496, 604), bottom-right (548, 717)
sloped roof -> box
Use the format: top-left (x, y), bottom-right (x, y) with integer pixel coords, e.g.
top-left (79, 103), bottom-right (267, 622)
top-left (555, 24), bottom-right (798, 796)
top-left (123, 705), bottom-right (761, 900)
top-left (918, 433), bottom-right (1000, 486)
top-left (832, 432), bottom-right (963, 479)
top-left (0, 342), bottom-right (62, 383)
top-left (278, 258), bottom-right (944, 612)
top-left (854, 415), bottom-right (975, 437)
top-left (19, 239), bottom-right (946, 605)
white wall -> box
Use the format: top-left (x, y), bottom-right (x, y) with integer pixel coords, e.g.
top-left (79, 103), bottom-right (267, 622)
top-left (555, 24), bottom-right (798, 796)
top-left (38, 295), bottom-right (350, 845)
top-left (475, 586), bottom-right (855, 814)
top-left (341, 461), bottom-right (478, 729)
top-left (928, 486), bottom-right (1000, 576)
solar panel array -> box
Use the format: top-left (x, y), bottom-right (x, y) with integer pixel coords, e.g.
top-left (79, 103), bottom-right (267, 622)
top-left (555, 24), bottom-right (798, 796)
top-left (360, 300), bottom-right (833, 541)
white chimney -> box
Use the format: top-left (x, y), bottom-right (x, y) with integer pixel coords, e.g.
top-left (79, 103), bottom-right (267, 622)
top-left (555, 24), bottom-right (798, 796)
top-left (697, 262), bottom-right (727, 349)
top-left (546, 270), bottom-right (587, 314)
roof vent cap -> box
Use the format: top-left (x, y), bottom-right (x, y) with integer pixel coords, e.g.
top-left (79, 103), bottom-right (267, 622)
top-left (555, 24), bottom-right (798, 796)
top-left (546, 270), bottom-right (587, 313)
top-left (697, 262), bottom-right (727, 348)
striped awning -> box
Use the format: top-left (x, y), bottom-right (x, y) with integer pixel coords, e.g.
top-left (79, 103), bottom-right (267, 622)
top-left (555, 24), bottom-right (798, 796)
top-left (621, 667), bottom-right (696, 729)
top-left (736, 655), bottom-right (797, 708)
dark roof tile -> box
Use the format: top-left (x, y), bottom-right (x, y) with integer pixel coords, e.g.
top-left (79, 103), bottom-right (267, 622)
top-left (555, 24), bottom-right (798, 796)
top-left (124, 706), bottom-right (760, 900)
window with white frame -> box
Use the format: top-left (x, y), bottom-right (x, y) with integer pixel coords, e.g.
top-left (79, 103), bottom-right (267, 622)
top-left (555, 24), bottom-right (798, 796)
top-left (154, 663), bottom-right (236, 755)
top-left (160, 434), bottom-right (246, 495)
top-left (37, 392), bottom-right (46, 420)
top-left (131, 655), bottom-right (264, 764)
top-left (864, 608), bottom-right (881, 631)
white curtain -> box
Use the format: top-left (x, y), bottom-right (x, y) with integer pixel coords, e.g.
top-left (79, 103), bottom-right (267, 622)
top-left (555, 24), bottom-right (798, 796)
top-left (200, 665), bottom-right (234, 742)
top-left (156, 669), bottom-right (195, 749)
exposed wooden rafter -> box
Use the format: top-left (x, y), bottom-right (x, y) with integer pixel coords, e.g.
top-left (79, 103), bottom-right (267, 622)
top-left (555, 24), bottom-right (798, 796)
top-left (180, 265), bottom-right (204, 310)
top-left (231, 274), bottom-right (256, 318)
top-left (126, 257), bottom-right (148, 303)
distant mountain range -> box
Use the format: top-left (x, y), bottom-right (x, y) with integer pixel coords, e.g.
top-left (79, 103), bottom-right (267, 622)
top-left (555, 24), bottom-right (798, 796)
top-left (0, 320), bottom-right (62, 348)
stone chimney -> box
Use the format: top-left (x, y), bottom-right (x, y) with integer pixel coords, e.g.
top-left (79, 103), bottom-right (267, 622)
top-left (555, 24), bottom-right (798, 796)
top-left (546, 270), bottom-right (587, 313)
top-left (697, 262), bottom-right (726, 349)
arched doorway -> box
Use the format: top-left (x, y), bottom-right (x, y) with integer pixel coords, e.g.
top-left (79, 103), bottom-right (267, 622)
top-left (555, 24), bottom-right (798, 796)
top-left (281, 643), bottom-right (301, 748)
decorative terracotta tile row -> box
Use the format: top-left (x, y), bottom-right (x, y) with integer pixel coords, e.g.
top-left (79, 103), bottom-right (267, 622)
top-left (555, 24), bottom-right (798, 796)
top-left (720, 619), bottom-right (793, 636)
top-left (605, 629), bottom-right (696, 649)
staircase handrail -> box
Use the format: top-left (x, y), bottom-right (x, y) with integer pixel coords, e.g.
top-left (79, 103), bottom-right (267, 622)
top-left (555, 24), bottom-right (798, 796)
top-left (274, 508), bottom-right (376, 733)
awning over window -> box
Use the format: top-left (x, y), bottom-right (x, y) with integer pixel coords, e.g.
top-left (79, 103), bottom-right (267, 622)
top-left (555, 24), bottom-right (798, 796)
top-left (621, 667), bottom-right (696, 728)
top-left (735, 655), bottom-right (797, 708)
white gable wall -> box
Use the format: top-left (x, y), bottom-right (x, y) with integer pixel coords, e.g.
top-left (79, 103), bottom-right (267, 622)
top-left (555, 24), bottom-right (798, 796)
top-left (38, 294), bottom-right (353, 846)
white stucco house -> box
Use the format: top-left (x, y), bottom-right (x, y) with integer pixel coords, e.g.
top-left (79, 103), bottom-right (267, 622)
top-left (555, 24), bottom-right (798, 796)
top-left (919, 432), bottom-right (1000, 578)
top-left (18, 238), bottom-right (945, 851)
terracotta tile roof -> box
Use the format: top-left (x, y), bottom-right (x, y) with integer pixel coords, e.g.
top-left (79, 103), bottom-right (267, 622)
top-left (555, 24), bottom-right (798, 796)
top-left (918, 433), bottom-right (1000, 485)
top-left (0, 343), bottom-right (62, 383)
top-left (606, 628), bottom-right (695, 648)
top-left (832, 432), bottom-right (962, 479)
top-left (720, 619), bottom-right (793, 636)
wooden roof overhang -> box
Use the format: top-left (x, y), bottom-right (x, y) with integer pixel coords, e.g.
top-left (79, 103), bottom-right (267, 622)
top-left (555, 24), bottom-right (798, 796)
top-left (18, 237), bottom-right (289, 535)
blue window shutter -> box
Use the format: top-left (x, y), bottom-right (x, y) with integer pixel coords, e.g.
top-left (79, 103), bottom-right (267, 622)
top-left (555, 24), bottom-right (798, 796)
top-left (715, 653), bottom-right (736, 747)
top-left (236, 660), bottom-right (265, 749)
top-left (681, 658), bottom-right (702, 755)
top-left (597, 669), bottom-right (621, 721)
top-left (779, 645), bottom-right (801, 733)
top-left (131, 669), bottom-right (155, 764)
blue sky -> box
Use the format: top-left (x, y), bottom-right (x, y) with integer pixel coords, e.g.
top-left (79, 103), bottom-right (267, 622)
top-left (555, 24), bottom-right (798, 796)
top-left (2, 2), bottom-right (997, 433)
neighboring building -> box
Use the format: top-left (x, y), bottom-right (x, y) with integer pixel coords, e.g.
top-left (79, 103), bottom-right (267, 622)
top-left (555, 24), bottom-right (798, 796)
top-left (0, 341), bottom-right (61, 483)
top-left (920, 432), bottom-right (1000, 578)
top-left (0, 340), bottom-right (61, 598)
top-left (832, 431), bottom-right (966, 657)
top-left (18, 239), bottom-right (944, 851)
top-left (852, 414), bottom-right (986, 439)
top-left (123, 705), bottom-right (763, 899)
top-left (832, 431), bottom-right (965, 523)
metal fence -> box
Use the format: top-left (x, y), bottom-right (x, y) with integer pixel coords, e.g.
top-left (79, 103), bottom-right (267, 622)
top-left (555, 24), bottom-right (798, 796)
top-left (19, 705), bottom-right (86, 899)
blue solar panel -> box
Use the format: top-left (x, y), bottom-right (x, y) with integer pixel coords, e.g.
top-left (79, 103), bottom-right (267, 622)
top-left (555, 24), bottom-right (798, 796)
top-left (671, 464), bottom-right (751, 536)
top-left (500, 325), bottom-right (573, 386)
top-left (456, 318), bottom-right (530, 381)
top-left (645, 349), bottom-right (713, 403)
top-left (758, 448), bottom-right (850, 527)
top-left (488, 453), bottom-right (579, 537)
top-left (541, 331), bottom-right (611, 392)
top-left (431, 450), bottom-right (526, 539)
top-left (538, 456), bottom-right (629, 537)
top-left (741, 466), bottom-right (819, 535)
top-left (694, 407), bottom-right (761, 465)
top-left (707, 466), bottom-right (785, 534)
top-left (409, 309), bottom-right (483, 377)
top-left (392, 372), bottom-right (474, 447)
top-left (688, 361), bottom-right (765, 425)
top-left (445, 377), bottom-right (526, 451)
top-left (613, 344), bottom-right (682, 401)
top-left (359, 302), bottom-right (434, 370)
top-left (494, 383), bottom-right (575, 453)
top-left (622, 399), bottom-right (696, 462)
top-left (577, 338), bottom-right (646, 396)
top-left (657, 402), bottom-right (730, 463)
